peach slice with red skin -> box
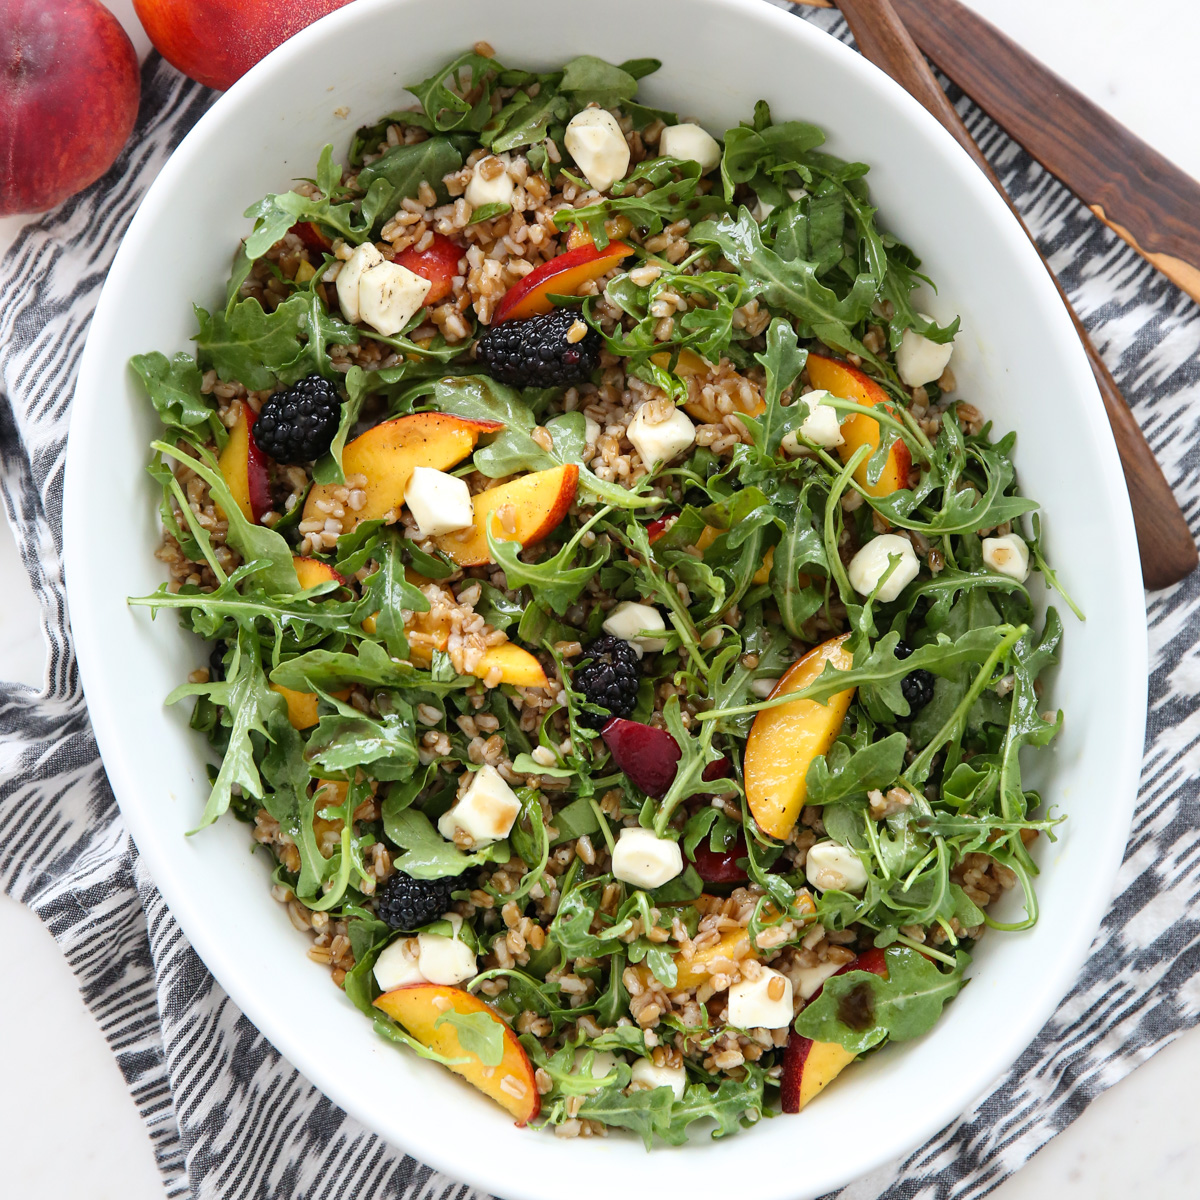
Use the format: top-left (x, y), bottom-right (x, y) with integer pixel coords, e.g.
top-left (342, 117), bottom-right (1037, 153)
top-left (373, 983), bottom-right (540, 1124)
top-left (273, 556), bottom-right (351, 726)
top-left (302, 412), bottom-right (503, 534)
top-left (292, 555), bottom-right (346, 591)
top-left (217, 405), bottom-right (271, 523)
top-left (806, 353), bottom-right (913, 497)
top-left (493, 241), bottom-right (633, 324)
top-left (780, 948), bottom-right (888, 1113)
top-left (434, 464), bottom-right (578, 567)
top-left (744, 634), bottom-right (856, 841)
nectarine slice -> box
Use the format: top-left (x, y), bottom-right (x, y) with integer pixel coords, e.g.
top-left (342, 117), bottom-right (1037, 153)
top-left (493, 241), bottom-right (633, 323)
top-left (744, 634), bottom-right (855, 841)
top-left (302, 412), bottom-right (503, 534)
top-left (292, 555), bottom-right (346, 590)
top-left (806, 354), bottom-right (913, 497)
top-left (271, 682), bottom-right (351, 730)
top-left (694, 524), bottom-right (776, 586)
top-left (217, 405), bottom-right (270, 523)
top-left (434, 464), bottom-right (578, 567)
top-left (373, 984), bottom-right (540, 1124)
top-left (780, 948), bottom-right (888, 1112)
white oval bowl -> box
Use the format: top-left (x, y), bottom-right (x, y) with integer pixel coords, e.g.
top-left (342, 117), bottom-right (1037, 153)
top-left (64, 0), bottom-right (1147, 1195)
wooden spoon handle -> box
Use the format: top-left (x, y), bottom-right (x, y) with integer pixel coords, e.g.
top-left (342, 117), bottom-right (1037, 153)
top-left (835, 0), bottom-right (1196, 589)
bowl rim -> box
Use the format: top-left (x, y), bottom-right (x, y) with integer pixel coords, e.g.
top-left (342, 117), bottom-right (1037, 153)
top-left (63, 0), bottom-right (1148, 1193)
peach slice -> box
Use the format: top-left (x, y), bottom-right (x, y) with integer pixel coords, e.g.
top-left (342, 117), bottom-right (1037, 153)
top-left (493, 241), bottom-right (633, 323)
top-left (292, 555), bottom-right (346, 590)
top-left (373, 984), bottom-right (540, 1124)
top-left (434, 464), bottom-right (578, 567)
top-left (217, 405), bottom-right (271, 523)
top-left (362, 576), bottom-right (550, 690)
top-left (694, 524), bottom-right (776, 586)
top-left (806, 353), bottom-right (913, 497)
top-left (780, 948), bottom-right (888, 1112)
top-left (302, 412), bottom-right (503, 534)
top-left (744, 634), bottom-right (855, 841)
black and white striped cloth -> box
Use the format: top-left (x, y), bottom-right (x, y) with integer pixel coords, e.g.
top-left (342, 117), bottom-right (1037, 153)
top-left (2, 7), bottom-right (1199, 1195)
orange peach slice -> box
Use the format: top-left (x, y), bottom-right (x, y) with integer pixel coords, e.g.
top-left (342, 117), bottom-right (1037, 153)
top-left (806, 353), bottom-right (913, 497)
top-left (373, 984), bottom-right (540, 1124)
top-left (302, 413), bottom-right (503, 534)
top-left (781, 948), bottom-right (888, 1111)
top-left (292, 555), bottom-right (346, 590)
top-left (694, 524), bottom-right (777, 586)
top-left (493, 241), bottom-right (633, 323)
top-left (434, 464), bottom-right (578, 568)
top-left (217, 405), bottom-right (270, 523)
top-left (744, 634), bottom-right (855, 840)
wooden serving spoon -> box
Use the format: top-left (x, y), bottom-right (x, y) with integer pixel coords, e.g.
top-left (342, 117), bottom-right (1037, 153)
top-left (829, 0), bottom-right (1196, 589)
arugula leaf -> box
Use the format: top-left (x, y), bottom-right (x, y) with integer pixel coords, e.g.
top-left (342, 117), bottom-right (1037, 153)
top-left (356, 136), bottom-right (468, 224)
top-left (793, 947), bottom-right (968, 1052)
top-left (692, 208), bottom-right (880, 363)
top-left (805, 732), bottom-right (908, 805)
top-left (385, 808), bottom-right (509, 879)
top-left (656, 1074), bottom-right (767, 1145)
top-left (131, 352), bottom-right (220, 440)
top-left (577, 1083), bottom-right (674, 1150)
top-left (407, 50), bottom-right (502, 132)
top-left (166, 628), bottom-right (278, 830)
top-left (305, 691), bottom-right (419, 781)
top-left (434, 1010), bottom-right (506, 1066)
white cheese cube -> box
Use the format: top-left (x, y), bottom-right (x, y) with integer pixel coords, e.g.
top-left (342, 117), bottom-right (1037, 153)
top-left (896, 313), bottom-right (955, 387)
top-left (805, 841), bottom-right (869, 893)
top-left (437, 764), bottom-right (520, 849)
top-left (357, 260), bottom-right (432, 337)
top-left (416, 915), bottom-right (477, 986)
top-left (982, 533), bottom-right (1031, 583)
top-left (847, 533), bottom-right (920, 603)
top-left (750, 676), bottom-right (780, 699)
top-left (564, 108), bottom-right (630, 193)
top-left (658, 123), bottom-right (722, 173)
top-left (727, 967), bottom-right (794, 1030)
top-left (753, 186), bottom-right (806, 223)
top-left (373, 936), bottom-right (425, 992)
top-left (627, 402), bottom-right (696, 468)
top-left (630, 1058), bottom-right (687, 1100)
top-left (404, 466), bottom-right (474, 538)
top-left (336, 241), bottom-right (384, 324)
top-left (795, 959), bottom-right (845, 1001)
top-left (465, 154), bottom-right (515, 209)
top-left (611, 827), bottom-right (683, 890)
top-left (572, 1049), bottom-right (619, 1092)
top-left (602, 600), bottom-right (668, 657)
top-left (584, 416), bottom-right (602, 447)
top-left (799, 389), bottom-right (844, 449)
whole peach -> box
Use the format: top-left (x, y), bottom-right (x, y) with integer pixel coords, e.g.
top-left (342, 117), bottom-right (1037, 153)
top-left (133, 0), bottom-right (353, 92)
top-left (0, 0), bottom-right (140, 217)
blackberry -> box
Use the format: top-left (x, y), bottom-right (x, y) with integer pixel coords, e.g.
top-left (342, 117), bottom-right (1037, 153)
top-left (894, 639), bottom-right (913, 659)
top-left (208, 642), bottom-right (227, 682)
top-left (574, 634), bottom-right (641, 730)
top-left (254, 374), bottom-right (341, 463)
top-left (476, 306), bottom-right (601, 388)
top-left (377, 871), bottom-right (462, 932)
top-left (900, 668), bottom-right (935, 710)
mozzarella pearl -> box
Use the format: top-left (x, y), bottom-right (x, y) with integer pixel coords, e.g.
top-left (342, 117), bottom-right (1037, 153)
top-left (437, 764), bottom-right (521, 849)
top-left (847, 534), bottom-right (920, 603)
top-left (626, 402), bottom-right (696, 467)
top-left (416, 919), bottom-right (477, 985)
top-left (373, 936), bottom-right (425, 992)
top-left (727, 967), bottom-right (794, 1029)
top-left (335, 241), bottom-right (384, 324)
top-left (564, 108), bottom-right (630, 193)
top-left (357, 260), bottom-right (432, 336)
top-left (404, 466), bottom-right (474, 538)
top-left (896, 314), bottom-right (955, 387)
top-left (611, 827), bottom-right (683, 890)
top-left (572, 1049), bottom-right (620, 1092)
top-left (658, 122), bottom-right (722, 173)
top-left (805, 841), bottom-right (869, 893)
top-left (795, 959), bottom-right (846, 1000)
top-left (602, 600), bottom-right (668, 657)
top-left (799, 389), bottom-right (844, 449)
top-left (630, 1058), bottom-right (688, 1100)
top-left (982, 533), bottom-right (1031, 583)
top-left (464, 154), bottom-right (515, 209)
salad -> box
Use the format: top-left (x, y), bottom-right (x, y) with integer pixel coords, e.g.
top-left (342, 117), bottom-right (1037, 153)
top-left (131, 46), bottom-right (1070, 1145)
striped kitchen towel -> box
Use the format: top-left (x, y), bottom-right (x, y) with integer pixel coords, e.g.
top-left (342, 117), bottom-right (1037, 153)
top-left (3, 6), bottom-right (1200, 1195)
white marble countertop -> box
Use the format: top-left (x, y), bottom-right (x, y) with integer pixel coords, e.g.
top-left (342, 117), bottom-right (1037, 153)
top-left (3, 1), bottom-right (1198, 1194)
